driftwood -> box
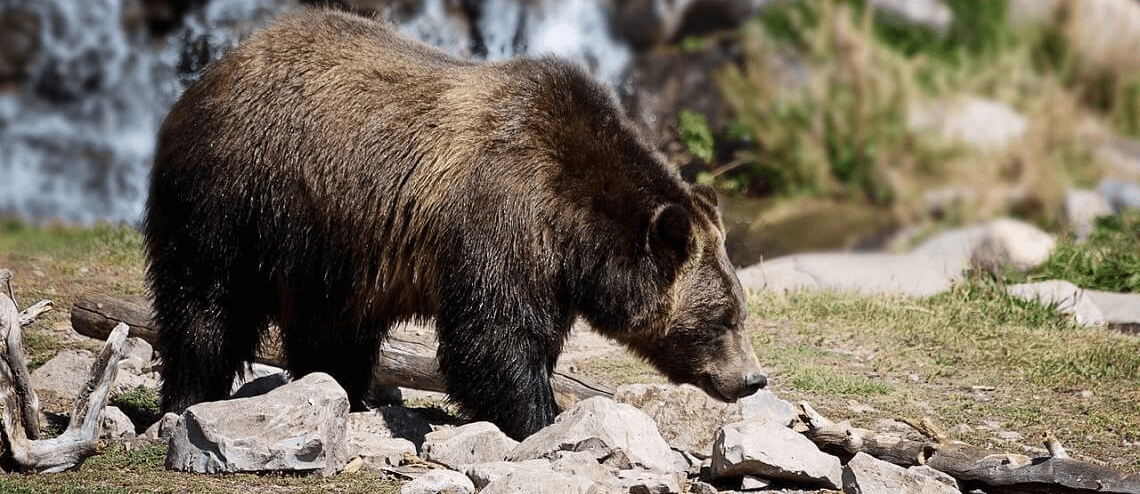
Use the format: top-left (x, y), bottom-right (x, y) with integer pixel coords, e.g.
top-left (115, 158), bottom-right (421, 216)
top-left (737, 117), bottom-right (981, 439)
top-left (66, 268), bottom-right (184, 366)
top-left (0, 273), bottom-right (129, 473)
top-left (798, 402), bottom-right (1140, 494)
top-left (70, 292), bottom-right (614, 407)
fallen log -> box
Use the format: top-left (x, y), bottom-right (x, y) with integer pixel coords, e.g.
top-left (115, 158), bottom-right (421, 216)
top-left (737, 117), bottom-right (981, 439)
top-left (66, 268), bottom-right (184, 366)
top-left (1, 275), bottom-right (129, 473)
top-left (70, 292), bottom-right (613, 406)
top-left (798, 402), bottom-right (1140, 494)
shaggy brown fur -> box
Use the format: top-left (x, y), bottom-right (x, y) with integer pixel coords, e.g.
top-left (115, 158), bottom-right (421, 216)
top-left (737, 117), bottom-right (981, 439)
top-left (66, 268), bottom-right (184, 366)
top-left (144, 8), bottom-right (763, 440)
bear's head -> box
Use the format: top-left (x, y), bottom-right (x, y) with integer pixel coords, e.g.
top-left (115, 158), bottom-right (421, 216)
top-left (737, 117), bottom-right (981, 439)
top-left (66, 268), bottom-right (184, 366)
top-left (612, 184), bottom-right (766, 402)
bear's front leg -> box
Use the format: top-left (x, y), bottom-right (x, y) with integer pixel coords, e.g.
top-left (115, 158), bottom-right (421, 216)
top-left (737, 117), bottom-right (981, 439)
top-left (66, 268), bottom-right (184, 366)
top-left (435, 301), bottom-right (571, 441)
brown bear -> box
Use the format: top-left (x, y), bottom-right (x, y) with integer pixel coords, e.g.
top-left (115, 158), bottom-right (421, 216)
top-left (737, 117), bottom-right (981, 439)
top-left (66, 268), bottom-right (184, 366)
top-left (144, 7), bottom-right (765, 440)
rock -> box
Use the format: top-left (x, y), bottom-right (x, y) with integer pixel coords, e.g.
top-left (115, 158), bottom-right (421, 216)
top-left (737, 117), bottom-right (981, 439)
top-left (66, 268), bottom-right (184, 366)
top-left (165, 372), bottom-right (350, 475)
top-left (550, 450), bottom-right (621, 486)
top-left (737, 252), bottom-right (957, 297)
top-left (868, 0), bottom-right (953, 35)
top-left (842, 452), bottom-right (960, 493)
top-left (741, 390), bottom-right (798, 425)
top-left (741, 474), bottom-right (772, 490)
top-left (401, 469), bottom-right (475, 494)
top-left (348, 435), bottom-right (415, 471)
top-left (908, 465), bottom-right (960, 491)
top-left (30, 349), bottom-right (96, 411)
top-left (614, 383), bottom-right (738, 458)
top-left (119, 337), bottom-right (154, 375)
top-left (710, 419), bottom-right (842, 489)
top-left (100, 405), bottom-right (136, 440)
top-left (616, 469), bottom-right (683, 493)
top-left (348, 406), bottom-right (433, 450)
top-left (1004, 280), bottom-right (1140, 332)
top-left (479, 464), bottom-right (591, 494)
top-left (142, 412), bottom-right (181, 444)
top-left (1098, 177), bottom-right (1140, 213)
top-left (507, 396), bottom-right (676, 473)
top-left (463, 460), bottom-right (552, 490)
top-left (113, 370), bottom-right (161, 398)
top-left (230, 363), bottom-right (288, 396)
top-left (972, 218), bottom-right (1056, 273)
top-left (1064, 189), bottom-right (1114, 240)
top-left (615, 385), bottom-right (797, 458)
top-left (422, 421), bottom-right (518, 469)
top-left (908, 98), bottom-right (1028, 152)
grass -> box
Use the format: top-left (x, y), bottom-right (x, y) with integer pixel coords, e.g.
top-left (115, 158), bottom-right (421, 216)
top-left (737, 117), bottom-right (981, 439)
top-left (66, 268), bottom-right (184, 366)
top-left (747, 275), bottom-right (1140, 471)
top-left (690, 0), bottom-right (1109, 228)
top-left (1020, 210), bottom-right (1140, 292)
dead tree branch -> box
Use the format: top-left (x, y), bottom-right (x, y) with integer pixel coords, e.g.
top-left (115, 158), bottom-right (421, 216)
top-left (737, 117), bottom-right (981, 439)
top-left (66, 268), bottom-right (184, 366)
top-left (1, 275), bottom-right (129, 473)
top-left (798, 402), bottom-right (1140, 494)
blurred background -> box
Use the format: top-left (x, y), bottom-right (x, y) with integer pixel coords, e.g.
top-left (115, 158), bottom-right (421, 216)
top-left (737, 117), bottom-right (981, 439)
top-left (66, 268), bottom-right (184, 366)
top-left (1, 0), bottom-right (1138, 265)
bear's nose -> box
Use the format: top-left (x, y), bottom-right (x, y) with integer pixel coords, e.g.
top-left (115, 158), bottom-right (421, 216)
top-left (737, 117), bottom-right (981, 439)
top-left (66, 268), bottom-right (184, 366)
top-left (741, 371), bottom-right (767, 397)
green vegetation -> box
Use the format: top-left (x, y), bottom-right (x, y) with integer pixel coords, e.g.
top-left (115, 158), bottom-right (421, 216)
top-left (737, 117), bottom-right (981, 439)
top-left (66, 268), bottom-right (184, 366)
top-left (678, 108), bottom-right (716, 164)
top-left (747, 276), bottom-right (1140, 471)
top-left (690, 0), bottom-right (1113, 226)
top-left (0, 218), bottom-right (144, 268)
top-left (1021, 210), bottom-right (1140, 292)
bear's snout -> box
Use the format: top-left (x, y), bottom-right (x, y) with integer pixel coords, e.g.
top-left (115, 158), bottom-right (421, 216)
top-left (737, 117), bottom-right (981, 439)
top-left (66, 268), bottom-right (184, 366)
top-left (741, 371), bottom-right (767, 397)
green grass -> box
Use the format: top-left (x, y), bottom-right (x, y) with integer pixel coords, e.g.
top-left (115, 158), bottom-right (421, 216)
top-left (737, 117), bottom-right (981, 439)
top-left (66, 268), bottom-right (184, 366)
top-left (745, 275), bottom-right (1140, 471)
top-left (0, 218), bottom-right (145, 268)
top-left (1020, 211), bottom-right (1140, 292)
top-left (0, 444), bottom-right (402, 493)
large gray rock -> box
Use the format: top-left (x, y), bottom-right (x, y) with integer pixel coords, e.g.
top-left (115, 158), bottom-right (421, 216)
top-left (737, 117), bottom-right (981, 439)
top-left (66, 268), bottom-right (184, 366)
top-left (119, 337), bottom-right (154, 375)
top-left (479, 464), bottom-right (592, 494)
top-left (1098, 177), bottom-right (1140, 213)
top-left (401, 469), bottom-right (475, 494)
top-left (463, 460), bottom-right (554, 490)
top-left (615, 384), bottom-right (798, 458)
top-left (710, 419), bottom-right (842, 489)
top-left (230, 363), bottom-right (288, 397)
top-left (1008, 280), bottom-right (1140, 332)
top-left (912, 218), bottom-right (1054, 274)
top-left (868, 0), bottom-right (953, 34)
top-left (165, 372), bottom-right (350, 475)
top-left (507, 396), bottom-right (676, 473)
top-left (142, 412), bottom-right (180, 444)
top-left (1064, 189), bottom-right (1114, 240)
top-left (737, 252), bottom-right (957, 297)
top-left (30, 349), bottom-right (95, 409)
top-left (908, 97), bottom-right (1028, 152)
top-left (347, 406), bottom-right (433, 450)
top-left (842, 452), bottom-right (960, 493)
top-left (100, 405), bottom-right (135, 440)
top-left (422, 421), bottom-right (518, 469)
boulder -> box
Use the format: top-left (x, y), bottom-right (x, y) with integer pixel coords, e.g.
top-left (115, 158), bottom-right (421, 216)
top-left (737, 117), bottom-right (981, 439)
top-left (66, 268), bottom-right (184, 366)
top-left (868, 0), bottom-right (953, 35)
top-left (100, 405), bottom-right (136, 440)
top-left (842, 452), bottom-right (960, 493)
top-left (615, 385), bottom-right (798, 459)
top-left (1098, 177), bottom-right (1140, 213)
top-left (165, 372), bottom-right (350, 475)
top-left (401, 469), bottom-right (475, 494)
top-left (508, 396), bottom-right (676, 473)
top-left (463, 459), bottom-right (552, 490)
top-left (422, 421), bottom-right (518, 469)
top-left (908, 97), bottom-right (1028, 152)
top-left (30, 349), bottom-right (96, 411)
top-left (710, 419), bottom-right (842, 489)
top-left (142, 412), bottom-right (181, 445)
top-left (347, 406), bottom-right (433, 450)
top-left (230, 363), bottom-right (288, 396)
top-left (119, 337), bottom-right (154, 375)
top-left (479, 464), bottom-right (592, 494)
top-left (1064, 189), bottom-right (1114, 240)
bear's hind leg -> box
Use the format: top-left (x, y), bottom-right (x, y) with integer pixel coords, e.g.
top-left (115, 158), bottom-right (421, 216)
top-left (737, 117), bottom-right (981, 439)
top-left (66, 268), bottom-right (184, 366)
top-left (154, 275), bottom-right (269, 414)
top-left (280, 314), bottom-right (386, 410)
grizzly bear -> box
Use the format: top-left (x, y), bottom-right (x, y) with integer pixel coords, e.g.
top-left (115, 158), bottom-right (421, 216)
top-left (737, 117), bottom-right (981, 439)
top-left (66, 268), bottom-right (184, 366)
top-left (144, 8), bottom-right (765, 440)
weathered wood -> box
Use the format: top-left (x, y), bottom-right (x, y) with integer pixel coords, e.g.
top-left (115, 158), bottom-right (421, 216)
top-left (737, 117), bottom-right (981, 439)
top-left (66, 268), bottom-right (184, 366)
top-left (798, 402), bottom-right (1140, 494)
top-left (70, 292), bottom-right (614, 405)
top-left (70, 292), bottom-right (159, 343)
top-left (1, 278), bottom-right (130, 472)
top-left (18, 300), bottom-right (53, 328)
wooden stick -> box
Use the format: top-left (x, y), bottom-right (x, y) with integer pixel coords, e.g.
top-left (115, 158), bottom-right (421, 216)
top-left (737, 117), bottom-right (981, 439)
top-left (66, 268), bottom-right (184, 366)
top-left (797, 401), bottom-right (1140, 494)
top-left (70, 292), bottom-right (614, 406)
top-left (1, 278), bottom-right (130, 472)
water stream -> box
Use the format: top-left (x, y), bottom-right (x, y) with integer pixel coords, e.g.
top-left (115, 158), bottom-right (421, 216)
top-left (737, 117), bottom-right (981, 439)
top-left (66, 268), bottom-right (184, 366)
top-left (0, 0), bottom-right (631, 224)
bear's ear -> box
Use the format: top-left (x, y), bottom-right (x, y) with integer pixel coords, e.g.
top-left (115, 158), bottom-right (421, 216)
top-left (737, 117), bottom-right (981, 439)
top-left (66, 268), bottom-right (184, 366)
top-left (649, 204), bottom-right (693, 261)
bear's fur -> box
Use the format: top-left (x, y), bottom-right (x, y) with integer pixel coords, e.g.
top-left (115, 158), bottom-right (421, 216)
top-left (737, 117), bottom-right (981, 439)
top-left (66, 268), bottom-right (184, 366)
top-left (144, 8), bottom-right (763, 440)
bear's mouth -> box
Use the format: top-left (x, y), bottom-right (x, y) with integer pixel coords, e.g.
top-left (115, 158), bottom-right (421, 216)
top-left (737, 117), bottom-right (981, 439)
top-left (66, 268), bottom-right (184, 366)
top-left (698, 374), bottom-right (736, 403)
